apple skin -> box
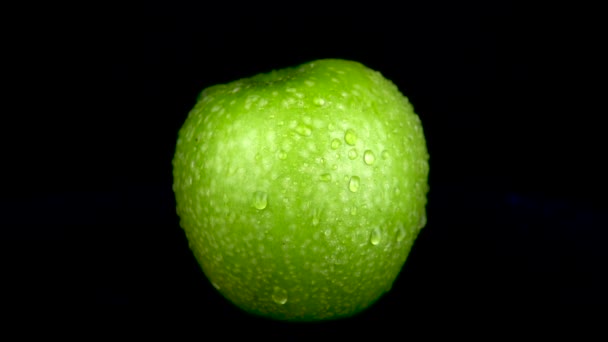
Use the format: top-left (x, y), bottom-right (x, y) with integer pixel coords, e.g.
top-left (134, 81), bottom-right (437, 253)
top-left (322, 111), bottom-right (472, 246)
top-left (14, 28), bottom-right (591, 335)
top-left (172, 59), bottom-right (429, 321)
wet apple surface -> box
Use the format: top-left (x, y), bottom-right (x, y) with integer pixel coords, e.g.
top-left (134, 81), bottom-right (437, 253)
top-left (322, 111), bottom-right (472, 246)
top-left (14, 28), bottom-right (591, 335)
top-left (172, 59), bottom-right (429, 321)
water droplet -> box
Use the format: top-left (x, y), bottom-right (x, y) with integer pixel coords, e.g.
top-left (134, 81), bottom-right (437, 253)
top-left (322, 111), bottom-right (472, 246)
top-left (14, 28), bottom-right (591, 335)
top-left (278, 150), bottom-right (287, 160)
top-left (418, 212), bottom-right (427, 229)
top-left (350, 206), bottom-right (357, 216)
top-left (272, 286), bottom-right (288, 305)
top-left (324, 229), bottom-right (331, 236)
top-left (348, 149), bottom-right (358, 160)
top-left (370, 228), bottom-right (381, 245)
top-left (320, 173), bottom-right (332, 182)
top-left (211, 281), bottom-right (221, 290)
top-left (396, 224), bottom-right (407, 242)
top-left (314, 98), bottom-right (326, 106)
top-left (344, 285), bottom-right (356, 294)
top-left (344, 129), bottom-right (357, 146)
top-left (381, 150), bottom-right (389, 160)
top-left (253, 191), bottom-right (268, 210)
top-left (331, 138), bottom-right (341, 150)
top-left (364, 150), bottom-right (376, 165)
top-left (295, 125), bottom-right (312, 136)
top-left (312, 208), bottom-right (321, 226)
top-left (385, 281), bottom-right (393, 292)
top-left (348, 176), bottom-right (360, 193)
top-left (255, 153), bottom-right (261, 161)
top-left (331, 164), bottom-right (338, 170)
top-left (333, 251), bottom-right (346, 264)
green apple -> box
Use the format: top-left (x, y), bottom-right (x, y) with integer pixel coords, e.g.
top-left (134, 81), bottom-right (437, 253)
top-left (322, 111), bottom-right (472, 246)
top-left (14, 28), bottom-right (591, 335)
top-left (172, 59), bottom-right (429, 321)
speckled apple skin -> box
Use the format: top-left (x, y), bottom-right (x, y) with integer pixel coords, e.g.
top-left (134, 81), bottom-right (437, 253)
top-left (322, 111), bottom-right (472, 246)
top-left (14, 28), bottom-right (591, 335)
top-left (172, 59), bottom-right (429, 321)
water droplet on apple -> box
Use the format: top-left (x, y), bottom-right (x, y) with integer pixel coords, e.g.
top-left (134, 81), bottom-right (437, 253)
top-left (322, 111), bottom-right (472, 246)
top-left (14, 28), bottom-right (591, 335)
top-left (370, 228), bottom-right (381, 245)
top-left (331, 138), bottom-right (341, 150)
top-left (381, 150), bottom-right (389, 160)
top-left (272, 286), bottom-right (288, 305)
top-left (344, 129), bottom-right (357, 146)
top-left (344, 285), bottom-right (356, 294)
top-left (313, 98), bottom-right (326, 106)
top-left (320, 173), bottom-right (332, 182)
top-left (396, 224), bottom-right (407, 242)
top-left (350, 206), bottom-right (357, 216)
top-left (211, 281), bottom-right (221, 290)
top-left (324, 229), bottom-right (331, 236)
top-left (312, 208), bottom-right (321, 226)
top-left (348, 176), bottom-right (360, 193)
top-left (348, 148), bottom-right (358, 160)
top-left (418, 212), bottom-right (427, 229)
top-left (333, 250), bottom-right (347, 264)
top-left (364, 150), bottom-right (376, 165)
top-left (253, 191), bottom-right (268, 210)
top-left (295, 124), bottom-right (312, 137)
top-left (278, 150), bottom-right (287, 160)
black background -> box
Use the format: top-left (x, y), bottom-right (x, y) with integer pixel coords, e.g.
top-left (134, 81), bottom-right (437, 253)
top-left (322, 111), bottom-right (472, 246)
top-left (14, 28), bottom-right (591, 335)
top-left (2, 1), bottom-right (606, 331)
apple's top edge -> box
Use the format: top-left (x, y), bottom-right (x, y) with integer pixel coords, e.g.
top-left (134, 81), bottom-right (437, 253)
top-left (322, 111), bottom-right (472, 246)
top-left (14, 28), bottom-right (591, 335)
top-left (302, 58), bottom-right (365, 68)
top-left (195, 60), bottom-right (345, 91)
top-left (256, 59), bottom-right (367, 77)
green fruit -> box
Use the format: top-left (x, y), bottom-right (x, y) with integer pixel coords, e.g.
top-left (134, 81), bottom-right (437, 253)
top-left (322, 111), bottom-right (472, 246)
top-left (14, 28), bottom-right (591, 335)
top-left (172, 59), bottom-right (429, 321)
